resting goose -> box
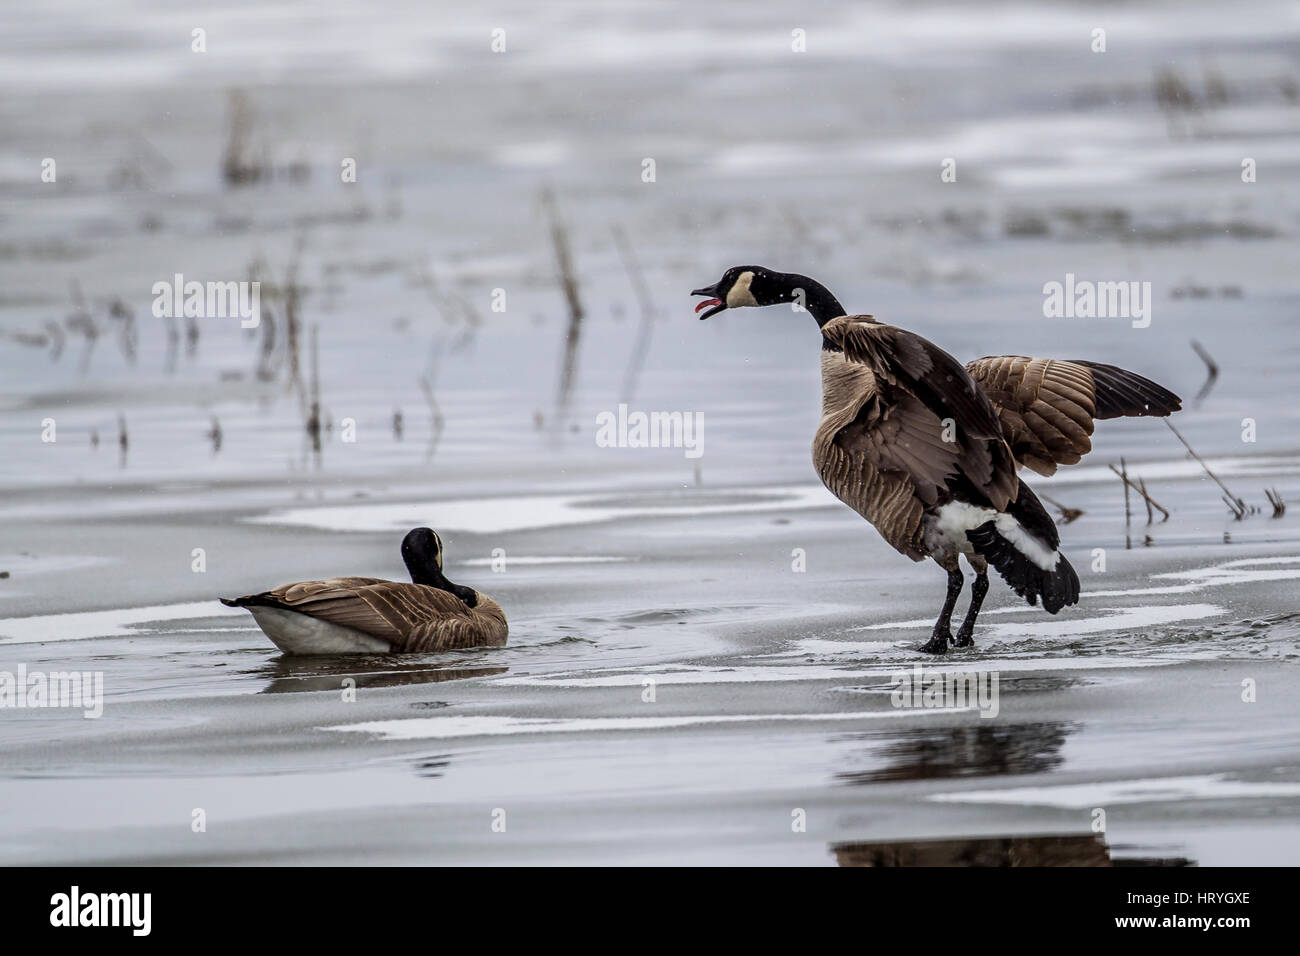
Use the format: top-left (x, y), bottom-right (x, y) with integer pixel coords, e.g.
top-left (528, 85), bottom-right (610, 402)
top-left (692, 266), bottom-right (1181, 654)
top-left (221, 527), bottom-right (507, 654)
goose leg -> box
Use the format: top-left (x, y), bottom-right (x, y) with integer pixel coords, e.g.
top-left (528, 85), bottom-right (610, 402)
top-left (954, 570), bottom-right (989, 648)
top-left (918, 564), bottom-right (963, 654)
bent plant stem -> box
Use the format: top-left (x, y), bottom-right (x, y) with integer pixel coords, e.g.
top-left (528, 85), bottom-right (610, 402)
top-left (1106, 464), bottom-right (1171, 522)
top-left (1162, 419), bottom-right (1248, 518)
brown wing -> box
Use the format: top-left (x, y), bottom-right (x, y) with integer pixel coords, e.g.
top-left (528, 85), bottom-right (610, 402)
top-left (417, 594), bottom-right (509, 652)
top-left (821, 316), bottom-right (1019, 511)
top-left (966, 356), bottom-right (1182, 476)
top-left (251, 578), bottom-right (479, 649)
top-left (814, 364), bottom-right (948, 561)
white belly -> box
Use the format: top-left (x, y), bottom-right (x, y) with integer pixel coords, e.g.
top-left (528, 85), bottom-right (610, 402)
top-left (249, 606), bottom-right (393, 655)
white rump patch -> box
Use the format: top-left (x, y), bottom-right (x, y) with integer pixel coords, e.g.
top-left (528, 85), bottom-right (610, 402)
top-left (925, 501), bottom-right (1060, 571)
top-left (993, 512), bottom-right (1061, 571)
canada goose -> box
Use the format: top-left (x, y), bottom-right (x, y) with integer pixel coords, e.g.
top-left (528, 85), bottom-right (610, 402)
top-left (221, 528), bottom-right (507, 655)
top-left (692, 266), bottom-right (1181, 653)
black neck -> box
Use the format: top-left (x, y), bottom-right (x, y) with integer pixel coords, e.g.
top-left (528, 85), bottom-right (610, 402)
top-left (405, 558), bottom-right (478, 608)
top-left (776, 272), bottom-right (846, 328)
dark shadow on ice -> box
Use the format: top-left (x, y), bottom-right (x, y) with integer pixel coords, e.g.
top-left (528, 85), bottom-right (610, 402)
top-left (411, 753), bottom-right (453, 779)
top-left (836, 722), bottom-right (1074, 784)
top-left (831, 833), bottom-right (1193, 867)
top-left (254, 656), bottom-right (507, 694)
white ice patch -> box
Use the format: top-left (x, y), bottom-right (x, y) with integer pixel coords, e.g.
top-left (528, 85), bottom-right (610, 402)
top-left (1036, 454), bottom-right (1300, 487)
top-left (323, 708), bottom-right (970, 741)
top-left (458, 556), bottom-right (627, 567)
top-left (929, 774), bottom-right (1300, 808)
top-left (246, 484), bottom-right (839, 534)
top-left (1082, 556), bottom-right (1300, 599)
top-left (496, 655), bottom-right (1181, 688)
top-left (0, 601), bottom-right (244, 645)
top-left (852, 603), bottom-right (1223, 638)
top-left (985, 603), bottom-right (1223, 639)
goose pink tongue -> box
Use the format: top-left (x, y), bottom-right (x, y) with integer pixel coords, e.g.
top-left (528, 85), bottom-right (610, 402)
top-left (694, 298), bottom-right (722, 314)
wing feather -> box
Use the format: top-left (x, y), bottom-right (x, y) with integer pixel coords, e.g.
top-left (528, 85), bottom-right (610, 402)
top-left (822, 316), bottom-right (1019, 512)
top-left (250, 579), bottom-right (482, 649)
top-left (966, 356), bottom-right (1181, 476)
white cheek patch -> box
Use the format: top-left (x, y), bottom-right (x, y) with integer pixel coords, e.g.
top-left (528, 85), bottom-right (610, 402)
top-left (726, 270), bottom-right (759, 308)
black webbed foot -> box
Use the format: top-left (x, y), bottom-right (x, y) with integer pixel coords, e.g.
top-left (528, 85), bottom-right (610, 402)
top-left (918, 631), bottom-right (952, 655)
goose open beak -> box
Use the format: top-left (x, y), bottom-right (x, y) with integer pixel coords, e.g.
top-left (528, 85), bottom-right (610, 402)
top-left (691, 284), bottom-right (726, 320)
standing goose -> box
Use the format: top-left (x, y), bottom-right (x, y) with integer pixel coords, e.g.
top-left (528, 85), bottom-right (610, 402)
top-left (691, 266), bottom-right (1181, 653)
top-left (221, 527), bottom-right (507, 655)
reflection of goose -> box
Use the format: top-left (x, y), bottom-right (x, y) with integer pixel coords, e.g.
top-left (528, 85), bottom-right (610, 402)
top-left (837, 722), bottom-right (1071, 785)
top-left (831, 833), bottom-right (1191, 867)
top-left (692, 267), bottom-right (1181, 653)
top-left (258, 664), bottom-right (508, 694)
top-left (222, 528), bottom-right (508, 655)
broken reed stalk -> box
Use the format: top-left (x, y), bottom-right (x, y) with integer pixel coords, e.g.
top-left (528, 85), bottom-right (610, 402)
top-left (161, 312), bottom-right (179, 373)
top-left (1121, 457), bottom-right (1132, 529)
top-left (256, 303), bottom-right (277, 381)
top-left (305, 323), bottom-right (321, 458)
top-left (117, 412), bottom-right (129, 467)
top-left (284, 235), bottom-right (305, 392)
top-left (67, 279), bottom-right (98, 375)
top-left (1162, 418), bottom-right (1247, 516)
top-left (613, 224), bottom-right (656, 405)
top-left (418, 374), bottom-right (445, 462)
top-left (1222, 495), bottom-right (1248, 520)
top-left (184, 314), bottom-right (199, 360)
top-left (109, 298), bottom-right (137, 365)
top-left (419, 335), bottom-right (448, 461)
top-left (222, 89), bottom-right (261, 186)
top-left (45, 320), bottom-right (65, 361)
top-left (249, 256), bottom-right (277, 381)
top-left (1190, 339), bottom-right (1219, 404)
top-left (1106, 464), bottom-right (1170, 521)
top-left (542, 189), bottom-right (584, 429)
top-left (1039, 493), bottom-right (1084, 524)
top-left (1138, 477), bottom-right (1154, 525)
top-left (1264, 487), bottom-right (1286, 518)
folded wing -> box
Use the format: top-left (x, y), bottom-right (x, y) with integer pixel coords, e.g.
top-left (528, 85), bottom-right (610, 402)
top-left (225, 577), bottom-right (475, 648)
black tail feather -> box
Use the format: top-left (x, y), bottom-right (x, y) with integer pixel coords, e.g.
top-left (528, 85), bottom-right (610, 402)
top-left (220, 593), bottom-right (280, 610)
top-left (967, 521), bottom-right (1080, 614)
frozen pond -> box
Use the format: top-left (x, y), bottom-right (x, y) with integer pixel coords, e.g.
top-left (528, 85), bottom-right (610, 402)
top-left (2, 0), bottom-right (1299, 864)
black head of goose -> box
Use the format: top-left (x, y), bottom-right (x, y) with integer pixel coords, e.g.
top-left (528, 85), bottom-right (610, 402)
top-left (692, 266), bottom-right (847, 328)
top-left (221, 527), bottom-right (507, 655)
top-left (693, 266), bottom-right (1181, 654)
